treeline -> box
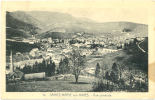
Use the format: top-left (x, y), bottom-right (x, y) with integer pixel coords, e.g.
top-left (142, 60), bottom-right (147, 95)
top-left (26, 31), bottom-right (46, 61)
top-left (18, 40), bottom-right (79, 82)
top-left (18, 56), bottom-right (72, 76)
top-left (93, 62), bottom-right (148, 92)
top-left (69, 39), bottom-right (85, 44)
top-left (18, 57), bottom-right (56, 76)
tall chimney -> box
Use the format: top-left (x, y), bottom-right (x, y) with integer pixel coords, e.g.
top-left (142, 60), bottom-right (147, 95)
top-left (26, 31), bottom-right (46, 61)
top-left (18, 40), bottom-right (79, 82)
top-left (10, 50), bottom-right (14, 72)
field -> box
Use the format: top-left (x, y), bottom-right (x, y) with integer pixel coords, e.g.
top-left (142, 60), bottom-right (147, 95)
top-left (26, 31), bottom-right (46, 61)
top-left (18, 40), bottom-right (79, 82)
top-left (6, 75), bottom-right (94, 92)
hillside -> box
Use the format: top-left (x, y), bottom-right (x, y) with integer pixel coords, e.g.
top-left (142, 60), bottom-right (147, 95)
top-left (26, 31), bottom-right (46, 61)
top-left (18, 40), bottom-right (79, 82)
top-left (6, 28), bottom-right (31, 39)
top-left (126, 37), bottom-right (148, 71)
top-left (8, 11), bottom-right (43, 28)
top-left (6, 11), bottom-right (41, 39)
top-left (6, 11), bottom-right (148, 39)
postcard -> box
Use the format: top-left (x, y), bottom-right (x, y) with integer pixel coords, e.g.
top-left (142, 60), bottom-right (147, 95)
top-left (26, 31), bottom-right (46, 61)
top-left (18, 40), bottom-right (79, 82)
top-left (1, 0), bottom-right (155, 99)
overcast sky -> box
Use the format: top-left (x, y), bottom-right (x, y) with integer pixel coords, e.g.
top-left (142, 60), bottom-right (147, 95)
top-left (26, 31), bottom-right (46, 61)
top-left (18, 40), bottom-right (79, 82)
top-left (54, 8), bottom-right (148, 24)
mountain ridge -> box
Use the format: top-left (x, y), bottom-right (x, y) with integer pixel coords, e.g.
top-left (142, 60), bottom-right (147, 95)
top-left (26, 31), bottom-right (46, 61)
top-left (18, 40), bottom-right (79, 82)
top-left (6, 11), bottom-right (148, 39)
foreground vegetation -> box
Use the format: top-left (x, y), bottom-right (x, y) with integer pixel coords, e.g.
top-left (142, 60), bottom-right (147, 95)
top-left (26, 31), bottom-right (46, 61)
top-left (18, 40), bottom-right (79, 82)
top-left (93, 38), bottom-right (148, 92)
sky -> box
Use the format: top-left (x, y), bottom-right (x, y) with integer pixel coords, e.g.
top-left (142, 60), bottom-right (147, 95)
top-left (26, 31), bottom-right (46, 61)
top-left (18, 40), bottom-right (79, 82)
top-left (51, 8), bottom-right (148, 24)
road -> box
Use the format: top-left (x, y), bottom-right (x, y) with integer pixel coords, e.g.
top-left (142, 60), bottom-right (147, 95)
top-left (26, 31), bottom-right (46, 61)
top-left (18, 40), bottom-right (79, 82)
top-left (137, 39), bottom-right (147, 53)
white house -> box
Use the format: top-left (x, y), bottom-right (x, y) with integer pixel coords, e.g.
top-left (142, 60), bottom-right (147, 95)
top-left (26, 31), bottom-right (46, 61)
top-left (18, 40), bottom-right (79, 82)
top-left (29, 48), bottom-right (39, 57)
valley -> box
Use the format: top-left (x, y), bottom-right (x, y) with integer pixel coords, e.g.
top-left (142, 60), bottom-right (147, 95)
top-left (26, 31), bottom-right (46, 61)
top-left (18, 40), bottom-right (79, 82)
top-left (6, 11), bottom-right (148, 92)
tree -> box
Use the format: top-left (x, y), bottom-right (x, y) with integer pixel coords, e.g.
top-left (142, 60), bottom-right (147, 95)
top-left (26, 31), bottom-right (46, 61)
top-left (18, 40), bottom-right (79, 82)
top-left (69, 49), bottom-right (85, 83)
top-left (110, 71), bottom-right (117, 82)
top-left (105, 71), bottom-right (110, 80)
top-left (46, 58), bottom-right (56, 76)
top-left (110, 62), bottom-right (119, 83)
top-left (59, 57), bottom-right (70, 74)
top-left (59, 59), bottom-right (63, 73)
top-left (129, 74), bottom-right (134, 88)
top-left (41, 59), bottom-right (46, 72)
top-left (95, 63), bottom-right (100, 78)
top-left (117, 63), bottom-right (125, 80)
top-left (122, 28), bottom-right (131, 32)
top-left (105, 71), bottom-right (110, 89)
top-left (22, 64), bottom-right (31, 74)
top-left (51, 61), bottom-right (56, 75)
top-left (112, 63), bottom-right (119, 72)
top-left (33, 61), bottom-right (39, 73)
top-left (63, 57), bottom-right (70, 73)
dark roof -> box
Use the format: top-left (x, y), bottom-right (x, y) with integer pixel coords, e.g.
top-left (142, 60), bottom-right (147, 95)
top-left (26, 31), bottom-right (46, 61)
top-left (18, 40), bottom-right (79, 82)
top-left (8, 70), bottom-right (24, 79)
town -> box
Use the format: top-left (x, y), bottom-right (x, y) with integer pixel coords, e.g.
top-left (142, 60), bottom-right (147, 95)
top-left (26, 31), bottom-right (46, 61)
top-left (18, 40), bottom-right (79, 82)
top-left (5, 11), bottom-right (148, 92)
top-left (6, 31), bottom-right (145, 70)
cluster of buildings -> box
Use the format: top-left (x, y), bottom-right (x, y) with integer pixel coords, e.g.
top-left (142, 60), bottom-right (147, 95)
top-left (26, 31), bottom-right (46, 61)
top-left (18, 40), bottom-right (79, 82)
top-left (26, 32), bottom-right (144, 62)
top-left (6, 32), bottom-right (147, 80)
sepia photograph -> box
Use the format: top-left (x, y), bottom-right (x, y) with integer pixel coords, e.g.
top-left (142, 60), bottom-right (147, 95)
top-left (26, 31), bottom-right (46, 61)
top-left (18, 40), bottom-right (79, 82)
top-left (2, 0), bottom-right (155, 99)
top-left (5, 9), bottom-right (148, 92)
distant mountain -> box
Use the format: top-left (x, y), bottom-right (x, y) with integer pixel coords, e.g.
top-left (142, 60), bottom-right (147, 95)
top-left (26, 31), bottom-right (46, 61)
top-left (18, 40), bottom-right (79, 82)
top-left (6, 11), bottom-right (148, 39)
top-left (25, 11), bottom-right (97, 33)
top-left (8, 11), bottom-right (43, 28)
top-left (38, 21), bottom-right (148, 39)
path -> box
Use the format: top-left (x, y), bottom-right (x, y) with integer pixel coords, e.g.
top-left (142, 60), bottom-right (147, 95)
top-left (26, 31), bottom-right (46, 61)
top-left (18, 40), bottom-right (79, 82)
top-left (137, 39), bottom-right (147, 53)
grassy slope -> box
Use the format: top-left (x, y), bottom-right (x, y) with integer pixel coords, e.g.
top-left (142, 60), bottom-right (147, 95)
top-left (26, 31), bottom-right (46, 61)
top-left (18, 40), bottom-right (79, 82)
top-left (6, 75), bottom-right (94, 92)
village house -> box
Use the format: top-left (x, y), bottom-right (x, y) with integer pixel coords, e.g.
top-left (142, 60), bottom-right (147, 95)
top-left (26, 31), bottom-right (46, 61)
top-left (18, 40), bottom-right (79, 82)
top-left (6, 70), bottom-right (24, 82)
top-left (41, 38), bottom-right (48, 43)
top-left (48, 37), bottom-right (53, 43)
top-left (35, 39), bottom-right (40, 43)
top-left (76, 37), bottom-right (85, 43)
top-left (136, 37), bottom-right (145, 41)
top-left (47, 48), bottom-right (53, 52)
top-left (24, 72), bottom-right (45, 80)
top-left (85, 39), bottom-right (93, 44)
top-left (53, 39), bottom-right (60, 44)
top-left (81, 49), bottom-right (93, 56)
top-left (94, 39), bottom-right (100, 44)
top-left (62, 48), bottom-right (72, 54)
top-left (29, 48), bottom-right (39, 57)
top-left (63, 39), bottom-right (69, 45)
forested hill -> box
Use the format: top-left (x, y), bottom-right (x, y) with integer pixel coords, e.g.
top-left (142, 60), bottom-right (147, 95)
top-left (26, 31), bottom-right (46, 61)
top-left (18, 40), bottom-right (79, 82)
top-left (6, 11), bottom-right (148, 39)
top-left (6, 11), bottom-right (41, 39)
